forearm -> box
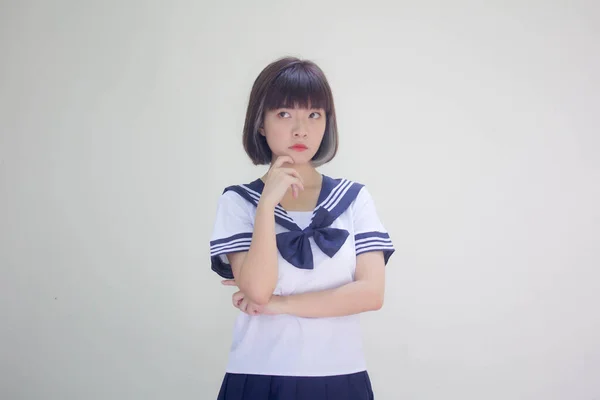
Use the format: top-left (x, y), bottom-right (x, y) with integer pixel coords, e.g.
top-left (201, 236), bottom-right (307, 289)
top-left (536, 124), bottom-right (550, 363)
top-left (236, 203), bottom-right (279, 305)
top-left (276, 280), bottom-right (384, 318)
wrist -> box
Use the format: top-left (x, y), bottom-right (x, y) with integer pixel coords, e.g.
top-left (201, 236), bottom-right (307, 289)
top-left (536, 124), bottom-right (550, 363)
top-left (269, 295), bottom-right (287, 315)
top-left (256, 199), bottom-right (277, 213)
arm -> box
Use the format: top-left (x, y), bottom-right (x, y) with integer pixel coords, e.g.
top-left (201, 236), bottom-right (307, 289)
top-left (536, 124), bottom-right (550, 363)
top-left (226, 156), bottom-right (304, 306)
top-left (270, 251), bottom-right (386, 318)
top-left (227, 202), bottom-right (278, 306)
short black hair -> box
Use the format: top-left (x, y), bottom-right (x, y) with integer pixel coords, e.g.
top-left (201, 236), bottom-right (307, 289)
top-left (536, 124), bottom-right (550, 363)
top-left (242, 57), bottom-right (338, 166)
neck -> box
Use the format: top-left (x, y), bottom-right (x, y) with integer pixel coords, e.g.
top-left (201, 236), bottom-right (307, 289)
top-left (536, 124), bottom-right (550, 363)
top-left (290, 162), bottom-right (321, 187)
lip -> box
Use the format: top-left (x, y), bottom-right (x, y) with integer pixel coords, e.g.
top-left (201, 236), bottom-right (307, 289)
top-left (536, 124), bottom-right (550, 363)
top-left (290, 144), bottom-right (308, 151)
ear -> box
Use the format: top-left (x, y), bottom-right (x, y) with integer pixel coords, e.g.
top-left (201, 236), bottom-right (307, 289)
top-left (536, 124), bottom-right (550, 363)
top-left (258, 125), bottom-right (265, 136)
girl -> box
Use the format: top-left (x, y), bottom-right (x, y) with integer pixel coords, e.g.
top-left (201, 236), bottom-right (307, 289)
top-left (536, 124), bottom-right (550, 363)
top-left (209, 56), bottom-right (395, 399)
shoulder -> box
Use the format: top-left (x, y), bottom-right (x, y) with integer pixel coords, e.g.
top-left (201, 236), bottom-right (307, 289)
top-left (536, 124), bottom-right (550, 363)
top-left (321, 175), bottom-right (366, 196)
top-left (218, 186), bottom-right (247, 202)
top-left (216, 186), bottom-right (247, 207)
top-left (326, 175), bottom-right (371, 205)
top-left (328, 177), bottom-right (382, 222)
top-left (213, 181), bottom-right (258, 219)
top-left (318, 175), bottom-right (377, 223)
top-left (217, 177), bottom-right (261, 203)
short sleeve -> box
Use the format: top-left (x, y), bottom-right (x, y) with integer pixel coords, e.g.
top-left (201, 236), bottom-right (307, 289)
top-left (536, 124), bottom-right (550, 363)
top-left (352, 187), bottom-right (395, 264)
top-left (209, 191), bottom-right (254, 279)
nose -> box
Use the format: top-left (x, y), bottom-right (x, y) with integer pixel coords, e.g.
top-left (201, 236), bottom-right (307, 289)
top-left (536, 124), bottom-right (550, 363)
top-left (293, 130), bottom-right (307, 138)
top-left (292, 120), bottom-right (308, 138)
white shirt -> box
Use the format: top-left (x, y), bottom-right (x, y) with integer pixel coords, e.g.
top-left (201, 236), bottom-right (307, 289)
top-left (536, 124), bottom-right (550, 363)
top-left (209, 175), bottom-right (394, 376)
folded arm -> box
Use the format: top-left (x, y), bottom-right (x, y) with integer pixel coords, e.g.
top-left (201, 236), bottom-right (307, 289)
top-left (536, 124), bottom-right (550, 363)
top-left (225, 250), bottom-right (386, 318)
top-left (273, 251), bottom-right (385, 317)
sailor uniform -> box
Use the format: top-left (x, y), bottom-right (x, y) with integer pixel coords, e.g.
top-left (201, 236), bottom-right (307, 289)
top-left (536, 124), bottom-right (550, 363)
top-left (210, 175), bottom-right (394, 399)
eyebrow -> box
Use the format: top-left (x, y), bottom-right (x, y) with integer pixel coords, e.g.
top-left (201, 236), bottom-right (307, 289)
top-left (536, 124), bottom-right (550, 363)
top-left (275, 106), bottom-right (324, 110)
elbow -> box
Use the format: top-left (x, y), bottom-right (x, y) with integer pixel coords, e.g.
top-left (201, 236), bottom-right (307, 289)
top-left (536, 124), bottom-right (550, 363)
top-left (237, 269), bottom-right (277, 306)
top-left (367, 290), bottom-right (384, 311)
top-left (242, 282), bottom-right (275, 306)
top-left (247, 290), bottom-right (272, 306)
top-left (355, 282), bottom-right (384, 312)
top-left (371, 296), bottom-right (384, 311)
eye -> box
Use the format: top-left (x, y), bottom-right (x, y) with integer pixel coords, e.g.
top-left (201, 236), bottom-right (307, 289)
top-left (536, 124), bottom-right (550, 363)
top-left (278, 111), bottom-right (291, 118)
top-left (309, 112), bottom-right (322, 119)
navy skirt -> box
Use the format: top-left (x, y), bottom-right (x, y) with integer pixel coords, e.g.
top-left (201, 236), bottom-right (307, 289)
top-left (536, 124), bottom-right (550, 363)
top-left (217, 370), bottom-right (374, 400)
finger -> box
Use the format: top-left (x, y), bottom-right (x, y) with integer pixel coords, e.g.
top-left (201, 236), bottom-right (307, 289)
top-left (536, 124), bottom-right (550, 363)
top-left (232, 293), bottom-right (241, 308)
top-left (232, 291), bottom-right (244, 306)
top-left (292, 184), bottom-right (297, 199)
top-left (240, 298), bottom-right (249, 313)
top-left (250, 302), bottom-right (264, 315)
top-left (221, 280), bottom-right (237, 286)
top-left (272, 156), bottom-right (294, 169)
top-left (280, 168), bottom-right (304, 183)
top-left (279, 169), bottom-right (305, 190)
top-left (289, 176), bottom-right (305, 192)
top-left (250, 305), bottom-right (261, 315)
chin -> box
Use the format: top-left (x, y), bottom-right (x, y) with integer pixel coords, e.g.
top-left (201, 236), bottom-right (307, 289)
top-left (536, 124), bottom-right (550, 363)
top-left (290, 154), bottom-right (315, 165)
top-left (274, 151), bottom-right (314, 165)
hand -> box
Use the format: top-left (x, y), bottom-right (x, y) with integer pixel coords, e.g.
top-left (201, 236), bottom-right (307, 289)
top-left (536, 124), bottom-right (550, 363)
top-left (223, 280), bottom-right (284, 316)
top-left (231, 290), bottom-right (264, 316)
top-left (260, 156), bottom-right (305, 207)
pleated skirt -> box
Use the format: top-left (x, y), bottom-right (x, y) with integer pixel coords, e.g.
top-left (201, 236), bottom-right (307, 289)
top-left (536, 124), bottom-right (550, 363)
top-left (217, 370), bottom-right (374, 400)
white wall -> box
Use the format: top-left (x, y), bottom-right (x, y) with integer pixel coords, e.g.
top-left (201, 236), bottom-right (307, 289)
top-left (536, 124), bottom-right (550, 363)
top-left (1, 1), bottom-right (599, 399)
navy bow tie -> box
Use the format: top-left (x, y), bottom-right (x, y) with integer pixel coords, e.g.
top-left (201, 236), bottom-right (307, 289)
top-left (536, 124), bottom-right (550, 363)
top-left (275, 207), bottom-right (349, 270)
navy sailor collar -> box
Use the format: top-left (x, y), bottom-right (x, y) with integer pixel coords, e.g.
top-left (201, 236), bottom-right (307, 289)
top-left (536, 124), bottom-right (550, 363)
top-left (223, 174), bottom-right (364, 232)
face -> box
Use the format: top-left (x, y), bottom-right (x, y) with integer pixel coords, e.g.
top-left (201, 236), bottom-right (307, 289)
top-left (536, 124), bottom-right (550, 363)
top-left (259, 106), bottom-right (326, 165)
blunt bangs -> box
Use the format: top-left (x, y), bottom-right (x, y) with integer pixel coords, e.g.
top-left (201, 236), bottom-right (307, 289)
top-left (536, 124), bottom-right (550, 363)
top-left (263, 64), bottom-right (333, 113)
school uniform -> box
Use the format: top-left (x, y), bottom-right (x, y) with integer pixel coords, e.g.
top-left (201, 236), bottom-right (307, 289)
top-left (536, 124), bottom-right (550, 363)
top-left (210, 175), bottom-right (395, 400)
